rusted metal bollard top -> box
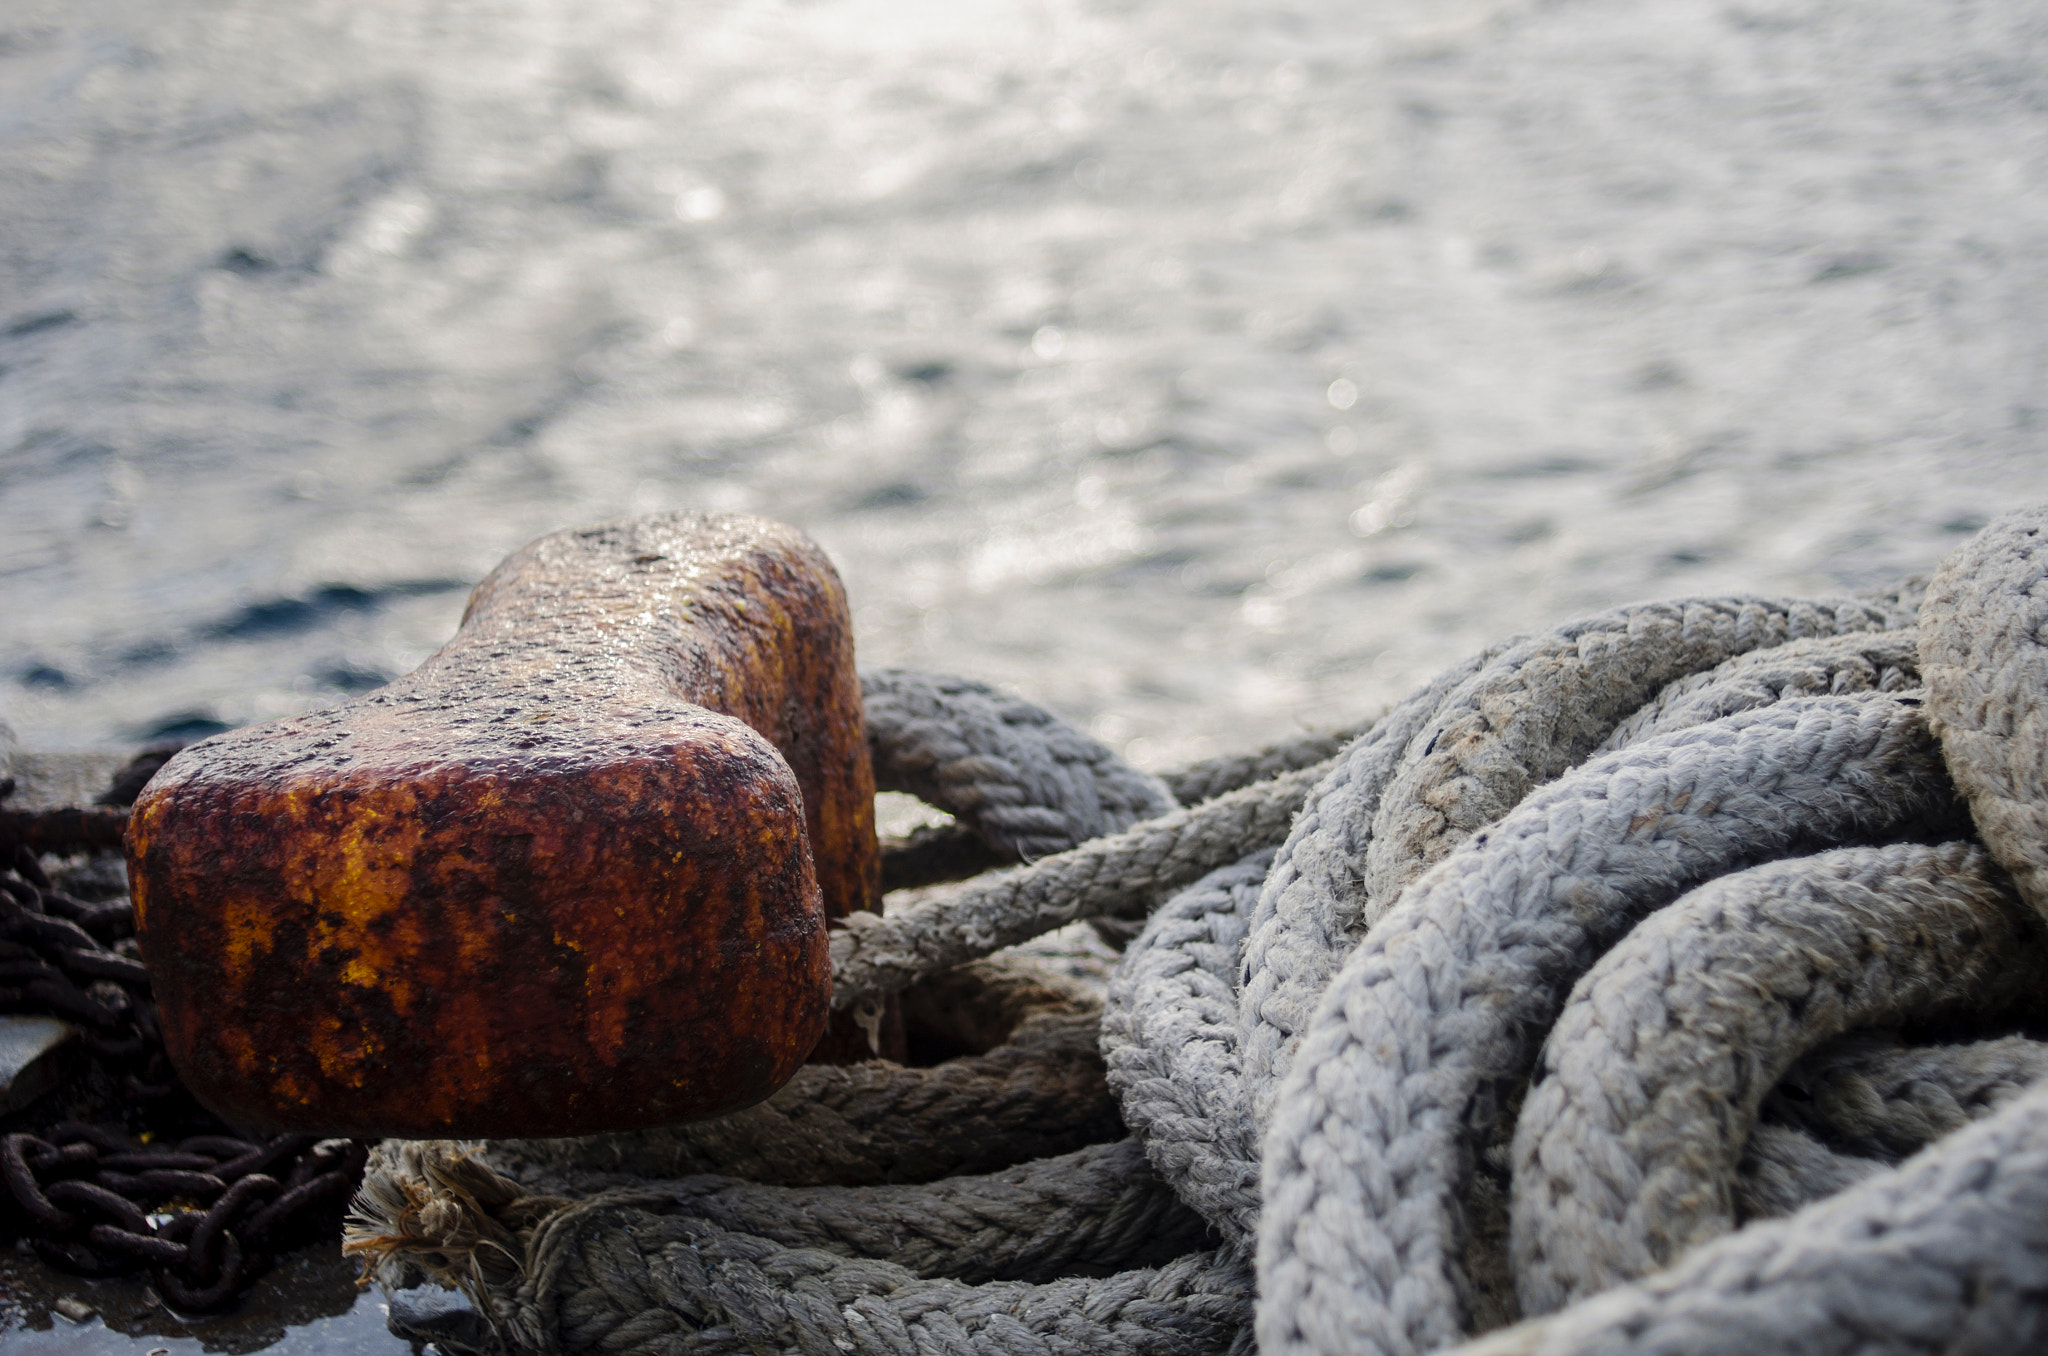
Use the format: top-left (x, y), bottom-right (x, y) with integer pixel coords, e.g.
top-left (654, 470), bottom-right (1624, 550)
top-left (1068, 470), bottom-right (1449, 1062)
top-left (127, 513), bottom-right (877, 1138)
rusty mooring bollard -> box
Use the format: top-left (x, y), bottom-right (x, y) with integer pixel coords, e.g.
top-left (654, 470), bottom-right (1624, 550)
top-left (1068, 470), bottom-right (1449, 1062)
top-left (126, 513), bottom-right (878, 1138)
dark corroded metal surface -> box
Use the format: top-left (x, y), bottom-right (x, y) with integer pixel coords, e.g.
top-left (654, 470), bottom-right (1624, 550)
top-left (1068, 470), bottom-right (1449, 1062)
top-left (0, 804), bottom-right (131, 856)
top-left (126, 513), bottom-right (876, 1138)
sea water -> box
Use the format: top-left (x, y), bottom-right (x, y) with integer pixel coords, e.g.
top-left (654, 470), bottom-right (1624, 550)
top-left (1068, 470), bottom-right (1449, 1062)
top-left (3, 2), bottom-right (2047, 1349)
top-left (4, 0), bottom-right (2047, 765)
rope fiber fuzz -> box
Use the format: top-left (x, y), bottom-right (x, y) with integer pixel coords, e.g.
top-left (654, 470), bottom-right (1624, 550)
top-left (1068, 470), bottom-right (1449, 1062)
top-left (352, 506), bottom-right (2048, 1356)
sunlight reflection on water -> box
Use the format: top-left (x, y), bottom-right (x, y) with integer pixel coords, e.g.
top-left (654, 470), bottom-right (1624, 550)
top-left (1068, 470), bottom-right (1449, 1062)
top-left (4, 0), bottom-right (2047, 773)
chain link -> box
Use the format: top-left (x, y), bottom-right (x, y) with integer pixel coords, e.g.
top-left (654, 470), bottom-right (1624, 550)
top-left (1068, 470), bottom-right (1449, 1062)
top-left (2, 1122), bottom-right (370, 1308)
top-left (0, 770), bottom-right (373, 1313)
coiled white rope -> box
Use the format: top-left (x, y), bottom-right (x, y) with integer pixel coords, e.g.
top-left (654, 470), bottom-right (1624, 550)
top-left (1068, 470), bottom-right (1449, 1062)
top-left (349, 506), bottom-right (2048, 1356)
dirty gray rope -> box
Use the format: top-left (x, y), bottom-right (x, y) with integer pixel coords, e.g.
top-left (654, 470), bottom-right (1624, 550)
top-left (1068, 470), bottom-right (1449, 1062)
top-left (1452, 1074), bottom-right (2048, 1356)
top-left (864, 666), bottom-right (1364, 829)
top-left (1238, 595), bottom-right (1898, 1142)
top-left (1728, 1031), bottom-right (2048, 1222)
top-left (860, 668), bottom-right (1354, 948)
top-left (357, 957), bottom-right (1256, 1356)
top-left (1763, 1030), bottom-right (2048, 1163)
top-left (1359, 597), bottom-right (1899, 932)
top-left (1919, 504), bottom-right (2048, 921)
top-left (1593, 630), bottom-right (1919, 754)
top-left (353, 519), bottom-right (2048, 1356)
top-left (1255, 692), bottom-right (1969, 1356)
top-left (1509, 841), bottom-right (2048, 1314)
top-left (481, 960), bottom-right (1119, 1190)
top-left (862, 669), bottom-right (1176, 860)
top-left (830, 757), bottom-right (1331, 1011)
top-left (367, 1136), bottom-right (1209, 1297)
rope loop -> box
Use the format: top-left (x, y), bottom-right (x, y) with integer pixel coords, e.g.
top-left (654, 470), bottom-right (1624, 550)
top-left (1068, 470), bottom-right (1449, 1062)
top-left (351, 507), bottom-right (2048, 1356)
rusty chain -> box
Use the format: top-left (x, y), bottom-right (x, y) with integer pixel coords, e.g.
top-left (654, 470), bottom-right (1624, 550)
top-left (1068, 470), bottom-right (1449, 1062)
top-left (2, 1123), bottom-right (370, 1311)
top-left (0, 766), bottom-right (374, 1312)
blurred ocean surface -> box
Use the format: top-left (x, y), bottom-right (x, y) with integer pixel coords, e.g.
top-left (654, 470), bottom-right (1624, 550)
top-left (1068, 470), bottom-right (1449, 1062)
top-left (4, 1), bottom-right (2048, 1349)
top-left (5, 0), bottom-right (2048, 772)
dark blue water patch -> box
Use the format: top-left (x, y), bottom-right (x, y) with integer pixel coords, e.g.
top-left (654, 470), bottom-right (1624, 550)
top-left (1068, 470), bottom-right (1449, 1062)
top-left (1943, 513), bottom-right (1989, 534)
top-left (19, 662), bottom-right (71, 691)
top-left (1811, 253), bottom-right (1886, 283)
top-left (1480, 452), bottom-right (1605, 479)
top-left (117, 638), bottom-right (179, 669)
top-left (397, 455), bottom-right (465, 487)
top-left (218, 247), bottom-right (279, 276)
top-left (1361, 561), bottom-right (1423, 584)
top-left (135, 710), bottom-right (233, 742)
top-left (315, 662), bottom-right (393, 694)
top-left (2, 310), bottom-right (78, 339)
top-left (497, 408), bottom-right (554, 444)
top-left (855, 480), bottom-right (930, 509)
top-left (1173, 560), bottom-right (1258, 597)
top-left (1660, 547), bottom-right (1712, 568)
top-left (210, 591), bottom-right (364, 640)
top-left (1106, 547), bottom-right (1199, 584)
top-left (894, 359), bottom-right (954, 385)
top-left (1096, 433), bottom-right (1170, 460)
top-left (0, 431), bottom-right (119, 485)
top-left (204, 579), bottom-right (469, 642)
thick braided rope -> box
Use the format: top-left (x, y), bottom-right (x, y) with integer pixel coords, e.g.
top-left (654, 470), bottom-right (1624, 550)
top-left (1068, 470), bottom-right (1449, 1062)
top-left (831, 761), bottom-right (1329, 1010)
top-left (1241, 597), bottom-right (1900, 1140)
top-left (1730, 1123), bottom-right (1886, 1221)
top-left (1236, 646), bottom-right (1507, 1128)
top-left (1108, 601), bottom-right (1924, 1251)
top-left (1256, 693), bottom-right (1966, 1356)
top-left (857, 677), bottom-right (1361, 950)
top-left (1099, 619), bottom-right (1875, 1253)
top-left (1764, 1031), bottom-right (2048, 1160)
top-left (374, 1136), bottom-right (1209, 1292)
top-left (1730, 1034), bottom-right (2048, 1221)
top-left (352, 563), bottom-right (2011, 1356)
top-left (487, 965), bottom-right (1116, 1190)
top-left (1918, 505), bottom-right (2048, 921)
top-left (1445, 1077), bottom-right (2048, 1356)
top-left (1102, 850), bottom-right (1275, 1245)
top-left (1163, 726), bottom-right (1375, 807)
top-left (511, 1202), bottom-right (1252, 1356)
top-left (1595, 631), bottom-right (1920, 754)
top-left (862, 669), bottom-right (1176, 858)
top-left (1363, 596), bottom-right (1896, 921)
top-left (362, 966), bottom-right (1257, 1355)
top-left (1509, 841), bottom-right (2048, 1315)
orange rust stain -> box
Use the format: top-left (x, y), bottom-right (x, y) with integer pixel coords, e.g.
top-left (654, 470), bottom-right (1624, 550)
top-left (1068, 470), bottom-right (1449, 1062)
top-left (129, 513), bottom-right (854, 1136)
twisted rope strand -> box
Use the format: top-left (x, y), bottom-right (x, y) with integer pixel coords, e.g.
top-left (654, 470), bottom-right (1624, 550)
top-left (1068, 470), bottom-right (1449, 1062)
top-left (1764, 1031), bottom-right (2048, 1162)
top-left (1595, 631), bottom-right (1920, 754)
top-left (1363, 596), bottom-right (1898, 922)
top-left (830, 761), bottom-right (1330, 1011)
top-left (488, 964), bottom-right (1114, 1190)
top-left (1257, 694), bottom-right (1965, 1356)
top-left (1509, 841), bottom-right (2048, 1315)
top-left (1919, 505), bottom-right (2048, 921)
top-left (351, 516), bottom-right (2048, 1356)
top-left (862, 669), bottom-right (1176, 859)
top-left (1237, 645), bottom-right (1507, 1130)
top-left (1448, 1078), bottom-right (2048, 1356)
top-left (1102, 850), bottom-right (1275, 1244)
